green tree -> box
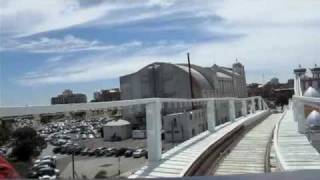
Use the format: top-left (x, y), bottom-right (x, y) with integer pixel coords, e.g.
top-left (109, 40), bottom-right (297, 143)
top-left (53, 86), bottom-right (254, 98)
top-left (11, 127), bottom-right (46, 161)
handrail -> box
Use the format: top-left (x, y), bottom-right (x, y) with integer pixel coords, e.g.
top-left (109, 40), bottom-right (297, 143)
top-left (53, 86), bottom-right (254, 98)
top-left (273, 109), bottom-right (289, 171)
top-left (0, 96), bottom-right (265, 118)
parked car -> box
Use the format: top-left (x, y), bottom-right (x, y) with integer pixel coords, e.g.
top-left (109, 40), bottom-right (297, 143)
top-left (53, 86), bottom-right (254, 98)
top-left (95, 147), bottom-right (107, 156)
top-left (52, 146), bottom-right (62, 154)
top-left (35, 156), bottom-right (57, 164)
top-left (124, 149), bottom-right (134, 157)
top-left (88, 134), bottom-right (95, 139)
top-left (81, 134), bottom-right (87, 140)
top-left (73, 146), bottom-right (85, 155)
top-left (80, 148), bottom-right (90, 156)
top-left (37, 167), bottom-right (60, 179)
top-left (133, 149), bottom-right (147, 158)
top-left (88, 148), bottom-right (96, 156)
top-left (33, 161), bottom-right (56, 169)
top-left (105, 147), bottom-right (116, 156)
top-left (114, 148), bottom-right (127, 157)
top-left (0, 147), bottom-right (7, 156)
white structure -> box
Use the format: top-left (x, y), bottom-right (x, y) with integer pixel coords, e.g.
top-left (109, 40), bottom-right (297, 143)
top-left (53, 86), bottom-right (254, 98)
top-left (306, 110), bottom-right (320, 150)
top-left (120, 62), bottom-right (248, 124)
top-left (103, 119), bottom-right (132, 141)
top-left (163, 109), bottom-right (207, 143)
top-left (0, 96), bottom-right (266, 163)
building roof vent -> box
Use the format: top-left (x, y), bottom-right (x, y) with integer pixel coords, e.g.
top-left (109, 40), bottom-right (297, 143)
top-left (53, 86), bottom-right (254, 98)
top-left (307, 110), bottom-right (320, 129)
top-left (303, 87), bottom-right (320, 97)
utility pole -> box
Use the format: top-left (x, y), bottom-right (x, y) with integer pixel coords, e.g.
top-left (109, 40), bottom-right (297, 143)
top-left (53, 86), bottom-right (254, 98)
top-left (187, 53), bottom-right (195, 109)
top-left (72, 152), bottom-right (75, 179)
top-left (118, 156), bottom-right (121, 176)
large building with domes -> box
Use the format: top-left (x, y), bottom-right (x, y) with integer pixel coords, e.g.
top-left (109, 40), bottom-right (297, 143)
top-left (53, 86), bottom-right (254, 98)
top-left (120, 61), bottom-right (248, 125)
top-left (120, 62), bottom-right (247, 100)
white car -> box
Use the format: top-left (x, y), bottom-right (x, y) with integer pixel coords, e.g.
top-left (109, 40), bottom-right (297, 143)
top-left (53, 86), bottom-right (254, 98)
top-left (35, 156), bottom-right (57, 164)
top-left (81, 134), bottom-right (87, 139)
top-left (37, 167), bottom-right (60, 180)
top-left (88, 134), bottom-right (95, 139)
top-left (39, 175), bottom-right (57, 180)
top-left (133, 149), bottom-right (147, 158)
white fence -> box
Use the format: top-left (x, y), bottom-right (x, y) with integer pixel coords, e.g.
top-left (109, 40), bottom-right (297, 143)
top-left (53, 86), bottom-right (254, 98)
top-left (292, 96), bottom-right (320, 133)
top-left (0, 96), bottom-right (267, 162)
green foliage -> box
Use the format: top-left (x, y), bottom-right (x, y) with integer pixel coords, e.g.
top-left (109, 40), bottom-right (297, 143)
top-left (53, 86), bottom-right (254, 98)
top-left (0, 126), bottom-right (10, 146)
top-left (11, 127), bottom-right (46, 161)
top-left (94, 170), bottom-right (107, 179)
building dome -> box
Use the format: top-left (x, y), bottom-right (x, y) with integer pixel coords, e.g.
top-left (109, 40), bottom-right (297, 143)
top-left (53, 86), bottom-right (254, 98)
top-left (304, 87), bottom-right (320, 97)
top-left (306, 110), bottom-right (320, 129)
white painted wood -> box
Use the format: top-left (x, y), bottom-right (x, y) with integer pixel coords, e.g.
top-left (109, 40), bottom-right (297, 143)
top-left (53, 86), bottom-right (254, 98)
top-left (146, 100), bottom-right (162, 162)
top-left (207, 100), bottom-right (216, 132)
top-left (274, 109), bottom-right (320, 171)
top-left (229, 100), bottom-right (236, 122)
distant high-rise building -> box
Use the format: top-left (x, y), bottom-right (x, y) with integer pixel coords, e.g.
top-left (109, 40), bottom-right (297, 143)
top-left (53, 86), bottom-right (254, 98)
top-left (92, 88), bottom-right (120, 102)
top-left (51, 89), bottom-right (87, 105)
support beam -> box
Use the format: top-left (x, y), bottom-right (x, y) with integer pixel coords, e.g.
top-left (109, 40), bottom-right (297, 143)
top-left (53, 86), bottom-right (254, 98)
top-left (229, 100), bottom-right (236, 122)
top-left (258, 97), bottom-right (262, 110)
top-left (206, 100), bottom-right (216, 132)
top-left (251, 98), bottom-right (255, 114)
top-left (146, 99), bottom-right (162, 162)
top-left (241, 100), bottom-right (247, 117)
top-left (294, 100), bottom-right (306, 134)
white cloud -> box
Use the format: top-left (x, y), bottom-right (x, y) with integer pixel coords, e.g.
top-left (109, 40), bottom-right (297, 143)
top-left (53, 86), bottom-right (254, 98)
top-left (1, 35), bottom-right (142, 53)
top-left (0, 0), bottom-right (123, 37)
top-left (0, 0), bottom-right (220, 37)
top-left (17, 41), bottom-right (190, 85)
top-left (11, 0), bottom-right (320, 85)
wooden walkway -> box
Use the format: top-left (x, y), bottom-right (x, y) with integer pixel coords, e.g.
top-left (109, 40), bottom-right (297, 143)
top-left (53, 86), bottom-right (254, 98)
top-left (213, 113), bottom-right (281, 175)
top-left (275, 109), bottom-right (320, 170)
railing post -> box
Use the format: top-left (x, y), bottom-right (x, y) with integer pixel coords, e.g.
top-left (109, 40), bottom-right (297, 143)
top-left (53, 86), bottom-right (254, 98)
top-left (258, 97), bottom-right (262, 110)
top-left (294, 99), bottom-right (306, 134)
top-left (229, 99), bottom-right (236, 122)
top-left (207, 100), bottom-right (216, 132)
top-left (242, 99), bottom-right (247, 117)
top-left (251, 98), bottom-right (255, 114)
top-left (146, 99), bottom-right (162, 162)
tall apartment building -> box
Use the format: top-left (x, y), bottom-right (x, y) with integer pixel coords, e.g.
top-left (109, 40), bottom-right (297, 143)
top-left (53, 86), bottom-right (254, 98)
top-left (51, 89), bottom-right (87, 105)
top-left (92, 88), bottom-right (120, 102)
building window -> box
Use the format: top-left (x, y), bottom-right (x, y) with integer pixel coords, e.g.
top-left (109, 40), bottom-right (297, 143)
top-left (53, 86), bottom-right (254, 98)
top-left (192, 129), bottom-right (196, 136)
top-left (173, 118), bottom-right (177, 128)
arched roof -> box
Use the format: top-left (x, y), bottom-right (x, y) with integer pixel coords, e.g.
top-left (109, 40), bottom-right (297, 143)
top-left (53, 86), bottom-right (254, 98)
top-left (175, 64), bottom-right (213, 90)
top-left (139, 62), bottom-right (213, 91)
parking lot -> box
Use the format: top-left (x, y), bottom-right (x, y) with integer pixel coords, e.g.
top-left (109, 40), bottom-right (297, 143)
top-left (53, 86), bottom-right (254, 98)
top-left (39, 137), bottom-right (175, 178)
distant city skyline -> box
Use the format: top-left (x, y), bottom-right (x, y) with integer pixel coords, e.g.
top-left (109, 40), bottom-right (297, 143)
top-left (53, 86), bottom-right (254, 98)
top-left (1, 0), bottom-right (319, 106)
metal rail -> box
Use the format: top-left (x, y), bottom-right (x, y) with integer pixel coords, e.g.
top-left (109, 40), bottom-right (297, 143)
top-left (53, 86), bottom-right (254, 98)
top-left (204, 113), bottom-right (281, 176)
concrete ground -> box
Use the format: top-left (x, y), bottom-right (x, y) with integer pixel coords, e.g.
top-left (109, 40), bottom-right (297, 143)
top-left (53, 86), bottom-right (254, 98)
top-left (60, 156), bottom-right (146, 178)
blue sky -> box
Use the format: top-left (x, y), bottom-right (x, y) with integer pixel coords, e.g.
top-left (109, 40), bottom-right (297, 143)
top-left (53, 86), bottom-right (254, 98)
top-left (1, 0), bottom-right (320, 106)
